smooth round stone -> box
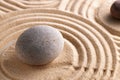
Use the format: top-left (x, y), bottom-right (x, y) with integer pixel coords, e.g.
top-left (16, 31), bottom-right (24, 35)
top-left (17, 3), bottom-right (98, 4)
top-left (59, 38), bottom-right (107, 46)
top-left (110, 0), bottom-right (120, 19)
top-left (15, 25), bottom-right (64, 65)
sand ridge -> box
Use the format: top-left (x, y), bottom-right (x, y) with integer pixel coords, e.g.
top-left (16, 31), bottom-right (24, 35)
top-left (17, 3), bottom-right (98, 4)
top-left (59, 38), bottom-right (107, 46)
top-left (0, 8), bottom-right (118, 80)
top-left (0, 0), bottom-right (119, 80)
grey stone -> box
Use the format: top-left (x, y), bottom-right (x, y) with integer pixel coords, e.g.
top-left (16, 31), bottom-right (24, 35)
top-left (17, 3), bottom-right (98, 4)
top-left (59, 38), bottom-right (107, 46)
top-left (15, 25), bottom-right (64, 65)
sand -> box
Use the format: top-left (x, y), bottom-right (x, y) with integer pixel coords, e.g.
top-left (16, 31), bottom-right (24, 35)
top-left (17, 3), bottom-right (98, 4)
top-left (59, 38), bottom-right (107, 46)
top-left (0, 0), bottom-right (120, 80)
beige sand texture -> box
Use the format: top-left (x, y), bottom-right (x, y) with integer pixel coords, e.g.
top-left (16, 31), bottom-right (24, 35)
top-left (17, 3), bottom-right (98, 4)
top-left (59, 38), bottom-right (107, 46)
top-left (0, 0), bottom-right (120, 80)
top-left (0, 0), bottom-right (105, 17)
top-left (95, 0), bottom-right (120, 51)
top-left (0, 0), bottom-right (61, 14)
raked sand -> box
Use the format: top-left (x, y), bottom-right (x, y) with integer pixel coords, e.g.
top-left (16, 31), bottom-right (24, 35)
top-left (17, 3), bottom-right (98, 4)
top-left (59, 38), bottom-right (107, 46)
top-left (0, 0), bottom-right (120, 80)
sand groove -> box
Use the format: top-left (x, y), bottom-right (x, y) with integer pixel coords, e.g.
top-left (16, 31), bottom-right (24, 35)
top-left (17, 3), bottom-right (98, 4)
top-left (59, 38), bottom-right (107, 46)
top-left (61, 0), bottom-right (120, 53)
top-left (0, 9), bottom-right (118, 80)
top-left (94, 0), bottom-right (120, 61)
top-left (0, 0), bottom-right (61, 14)
top-left (58, 0), bottom-right (93, 17)
top-left (0, 0), bottom-right (120, 79)
top-left (0, 0), bottom-right (105, 17)
top-left (1, 0), bottom-right (119, 41)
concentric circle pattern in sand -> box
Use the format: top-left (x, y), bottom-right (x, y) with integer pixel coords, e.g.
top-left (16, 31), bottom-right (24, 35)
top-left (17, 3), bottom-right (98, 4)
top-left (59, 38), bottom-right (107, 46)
top-left (0, 9), bottom-right (119, 80)
top-left (0, 0), bottom-right (105, 17)
top-left (95, 0), bottom-right (120, 36)
top-left (0, 0), bottom-right (61, 14)
top-left (95, 0), bottom-right (120, 53)
top-left (59, 0), bottom-right (120, 51)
